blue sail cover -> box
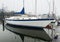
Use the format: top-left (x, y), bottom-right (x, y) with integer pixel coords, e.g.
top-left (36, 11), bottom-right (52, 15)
top-left (14, 7), bottom-right (25, 14)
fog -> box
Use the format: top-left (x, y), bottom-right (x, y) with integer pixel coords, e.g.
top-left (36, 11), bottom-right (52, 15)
top-left (0, 0), bottom-right (60, 16)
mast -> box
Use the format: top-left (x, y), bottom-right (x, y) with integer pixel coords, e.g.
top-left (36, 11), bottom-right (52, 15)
top-left (46, 0), bottom-right (51, 18)
top-left (23, 0), bottom-right (24, 8)
top-left (52, 0), bottom-right (54, 14)
top-left (52, 0), bottom-right (56, 19)
top-left (47, 0), bottom-right (50, 14)
top-left (23, 0), bottom-right (25, 14)
top-left (52, 0), bottom-right (57, 20)
top-left (19, 0), bottom-right (25, 14)
top-left (35, 0), bottom-right (37, 16)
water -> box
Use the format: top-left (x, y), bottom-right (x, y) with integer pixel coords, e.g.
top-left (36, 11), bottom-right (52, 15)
top-left (0, 24), bottom-right (22, 42)
top-left (0, 24), bottom-right (60, 42)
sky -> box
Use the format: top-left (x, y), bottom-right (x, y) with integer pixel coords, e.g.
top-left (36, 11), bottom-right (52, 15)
top-left (0, 0), bottom-right (60, 16)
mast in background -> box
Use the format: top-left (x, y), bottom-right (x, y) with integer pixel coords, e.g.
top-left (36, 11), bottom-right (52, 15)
top-left (35, 0), bottom-right (37, 16)
top-left (52, 0), bottom-right (56, 19)
top-left (52, 0), bottom-right (54, 14)
top-left (47, 0), bottom-right (50, 15)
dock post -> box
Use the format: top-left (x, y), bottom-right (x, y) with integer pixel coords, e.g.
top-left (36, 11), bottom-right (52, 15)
top-left (2, 19), bottom-right (5, 31)
top-left (1, 6), bottom-right (5, 31)
top-left (1, 7), bottom-right (5, 31)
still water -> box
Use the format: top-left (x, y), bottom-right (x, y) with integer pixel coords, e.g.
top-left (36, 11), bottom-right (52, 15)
top-left (0, 24), bottom-right (47, 42)
top-left (0, 24), bottom-right (22, 42)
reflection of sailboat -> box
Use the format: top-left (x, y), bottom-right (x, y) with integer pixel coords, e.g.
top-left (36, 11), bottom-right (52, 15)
top-left (5, 24), bottom-right (52, 41)
top-left (5, 0), bottom-right (55, 28)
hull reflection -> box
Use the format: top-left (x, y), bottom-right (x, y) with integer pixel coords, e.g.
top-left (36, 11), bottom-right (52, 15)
top-left (5, 24), bottom-right (52, 41)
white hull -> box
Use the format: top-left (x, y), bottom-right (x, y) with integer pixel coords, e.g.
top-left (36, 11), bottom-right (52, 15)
top-left (5, 20), bottom-right (54, 27)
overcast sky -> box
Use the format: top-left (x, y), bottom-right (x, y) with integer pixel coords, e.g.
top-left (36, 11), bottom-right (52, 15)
top-left (0, 0), bottom-right (60, 16)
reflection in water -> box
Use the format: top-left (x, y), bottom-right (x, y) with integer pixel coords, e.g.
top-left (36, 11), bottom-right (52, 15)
top-left (0, 24), bottom-right (22, 42)
top-left (0, 24), bottom-right (50, 42)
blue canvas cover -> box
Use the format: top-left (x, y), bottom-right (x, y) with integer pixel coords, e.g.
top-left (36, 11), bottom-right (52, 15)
top-left (14, 7), bottom-right (25, 14)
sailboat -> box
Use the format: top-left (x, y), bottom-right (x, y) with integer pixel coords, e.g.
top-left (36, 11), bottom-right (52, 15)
top-left (5, 0), bottom-right (55, 28)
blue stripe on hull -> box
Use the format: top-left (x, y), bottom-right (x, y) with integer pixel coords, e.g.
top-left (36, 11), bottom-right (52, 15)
top-left (6, 19), bottom-right (54, 21)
